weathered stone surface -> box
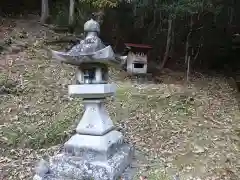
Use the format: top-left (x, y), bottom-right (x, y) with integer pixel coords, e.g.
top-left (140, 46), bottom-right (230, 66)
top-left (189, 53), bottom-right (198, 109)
top-left (68, 84), bottom-right (116, 99)
top-left (75, 99), bottom-right (115, 136)
top-left (35, 159), bottom-right (50, 177)
top-left (64, 130), bottom-right (124, 161)
top-left (121, 167), bottom-right (137, 180)
top-left (36, 144), bottom-right (134, 180)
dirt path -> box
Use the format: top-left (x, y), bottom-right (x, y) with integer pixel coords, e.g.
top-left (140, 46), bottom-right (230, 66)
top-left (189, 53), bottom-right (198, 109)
top-left (0, 17), bottom-right (240, 180)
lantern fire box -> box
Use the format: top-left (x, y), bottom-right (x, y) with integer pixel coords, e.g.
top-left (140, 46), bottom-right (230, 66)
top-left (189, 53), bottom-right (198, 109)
top-left (124, 43), bottom-right (152, 75)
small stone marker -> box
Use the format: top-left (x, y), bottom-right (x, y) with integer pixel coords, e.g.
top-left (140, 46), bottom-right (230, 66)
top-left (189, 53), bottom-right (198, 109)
top-left (33, 18), bottom-right (134, 180)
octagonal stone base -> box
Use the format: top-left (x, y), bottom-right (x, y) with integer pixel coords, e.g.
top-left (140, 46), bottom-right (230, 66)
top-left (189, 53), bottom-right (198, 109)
top-left (34, 144), bottom-right (134, 180)
top-left (64, 131), bottom-right (124, 161)
top-left (68, 84), bottom-right (116, 99)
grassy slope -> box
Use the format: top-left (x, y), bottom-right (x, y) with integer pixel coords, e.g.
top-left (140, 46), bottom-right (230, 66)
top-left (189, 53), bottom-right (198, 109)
top-left (0, 18), bottom-right (240, 180)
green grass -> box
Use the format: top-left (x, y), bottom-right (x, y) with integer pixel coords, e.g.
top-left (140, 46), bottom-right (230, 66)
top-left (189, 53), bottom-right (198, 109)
top-left (147, 170), bottom-right (171, 180)
top-left (0, 79), bottom-right (196, 150)
top-left (133, 169), bottom-right (171, 180)
top-left (1, 99), bottom-right (83, 149)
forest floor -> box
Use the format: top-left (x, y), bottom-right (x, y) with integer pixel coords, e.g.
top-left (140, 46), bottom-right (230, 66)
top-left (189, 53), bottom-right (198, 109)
top-left (0, 16), bottom-right (240, 180)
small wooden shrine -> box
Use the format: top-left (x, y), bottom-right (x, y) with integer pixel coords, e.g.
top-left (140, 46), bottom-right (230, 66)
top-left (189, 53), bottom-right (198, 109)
top-left (123, 43), bottom-right (152, 75)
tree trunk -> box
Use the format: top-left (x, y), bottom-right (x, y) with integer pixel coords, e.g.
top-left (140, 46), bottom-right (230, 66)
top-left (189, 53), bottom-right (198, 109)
top-left (69, 0), bottom-right (75, 27)
top-left (186, 56), bottom-right (191, 82)
top-left (185, 16), bottom-right (194, 82)
top-left (185, 32), bottom-right (190, 64)
top-left (40, 0), bottom-right (49, 24)
top-left (160, 17), bottom-right (172, 70)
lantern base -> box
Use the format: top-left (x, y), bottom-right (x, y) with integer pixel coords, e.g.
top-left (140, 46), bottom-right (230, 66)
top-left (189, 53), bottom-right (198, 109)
top-left (64, 130), bottom-right (124, 161)
top-left (33, 144), bottom-right (134, 180)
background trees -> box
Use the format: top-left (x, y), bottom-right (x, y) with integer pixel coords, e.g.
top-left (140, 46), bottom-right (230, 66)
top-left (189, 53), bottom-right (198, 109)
top-left (0, 0), bottom-right (239, 76)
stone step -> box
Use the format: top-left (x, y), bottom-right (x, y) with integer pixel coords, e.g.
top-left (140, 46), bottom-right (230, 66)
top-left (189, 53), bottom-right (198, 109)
top-left (40, 144), bottom-right (134, 180)
top-left (37, 166), bottom-right (137, 180)
top-left (64, 130), bottom-right (124, 161)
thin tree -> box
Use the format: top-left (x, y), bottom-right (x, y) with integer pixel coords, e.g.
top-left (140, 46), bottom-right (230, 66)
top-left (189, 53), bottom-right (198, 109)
top-left (69, 0), bottom-right (75, 27)
top-left (40, 0), bottom-right (49, 24)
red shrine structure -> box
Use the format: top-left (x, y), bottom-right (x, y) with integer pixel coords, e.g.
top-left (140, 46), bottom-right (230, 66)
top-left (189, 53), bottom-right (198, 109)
top-left (123, 43), bottom-right (152, 74)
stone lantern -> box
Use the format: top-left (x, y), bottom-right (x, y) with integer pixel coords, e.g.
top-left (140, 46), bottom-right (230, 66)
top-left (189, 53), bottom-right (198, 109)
top-left (33, 19), bottom-right (134, 180)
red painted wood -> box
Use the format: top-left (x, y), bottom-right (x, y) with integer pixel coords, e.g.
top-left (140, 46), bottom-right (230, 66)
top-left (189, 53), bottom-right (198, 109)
top-left (124, 43), bottom-right (152, 49)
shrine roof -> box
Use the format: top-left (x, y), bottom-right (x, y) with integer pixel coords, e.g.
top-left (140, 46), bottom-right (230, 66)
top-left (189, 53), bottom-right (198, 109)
top-left (124, 43), bottom-right (152, 49)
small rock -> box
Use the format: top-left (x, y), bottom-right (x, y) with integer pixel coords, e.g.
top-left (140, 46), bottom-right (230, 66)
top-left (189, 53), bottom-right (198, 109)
top-left (173, 174), bottom-right (180, 180)
top-left (33, 175), bottom-right (44, 180)
top-left (24, 105), bottom-right (30, 110)
top-left (10, 115), bottom-right (19, 121)
top-left (11, 45), bottom-right (22, 53)
top-left (192, 144), bottom-right (205, 154)
top-left (35, 159), bottom-right (50, 177)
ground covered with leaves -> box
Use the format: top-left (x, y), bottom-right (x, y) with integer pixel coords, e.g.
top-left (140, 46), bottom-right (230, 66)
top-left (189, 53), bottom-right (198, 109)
top-left (0, 17), bottom-right (240, 180)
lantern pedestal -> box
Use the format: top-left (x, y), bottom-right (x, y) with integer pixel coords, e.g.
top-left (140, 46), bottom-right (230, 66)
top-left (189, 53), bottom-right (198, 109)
top-left (34, 84), bottom-right (134, 180)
